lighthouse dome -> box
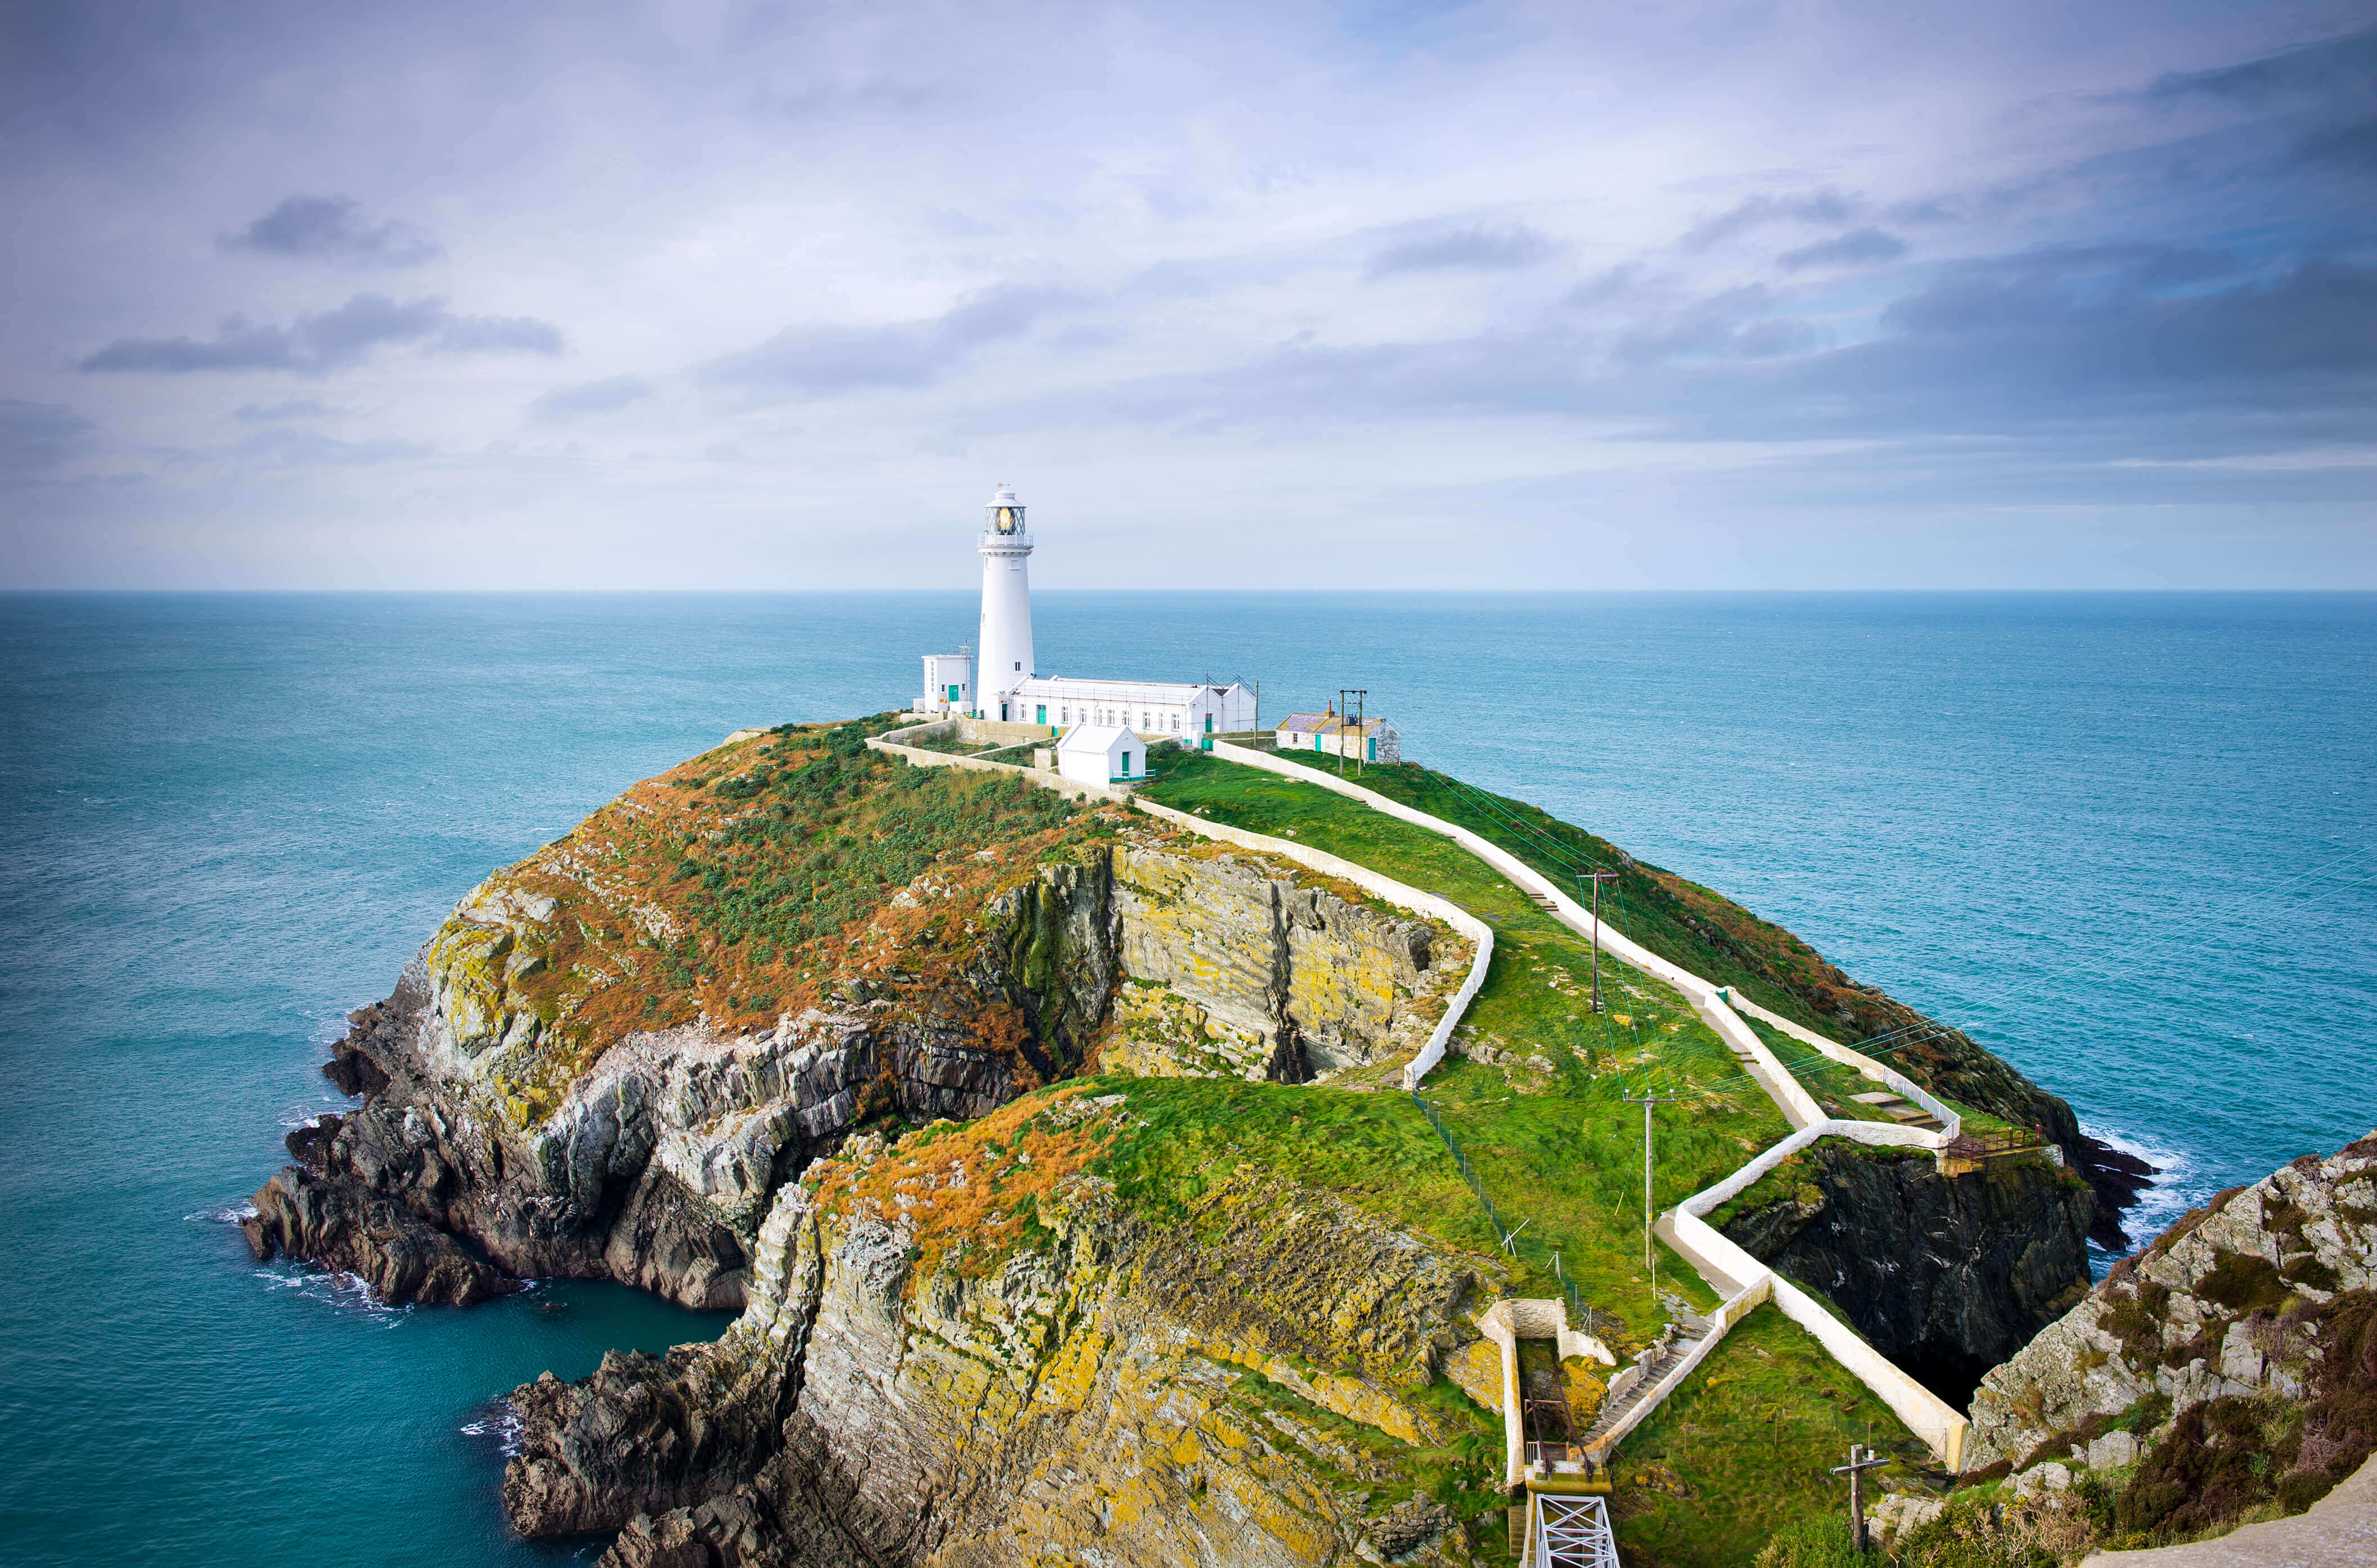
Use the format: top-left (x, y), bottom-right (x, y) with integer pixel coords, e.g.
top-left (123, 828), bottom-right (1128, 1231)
top-left (984, 483), bottom-right (1027, 537)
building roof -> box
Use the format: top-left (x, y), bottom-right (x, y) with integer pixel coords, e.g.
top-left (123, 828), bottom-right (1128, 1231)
top-left (1020, 676), bottom-right (1241, 702)
top-left (1056, 723), bottom-right (1136, 754)
top-left (1277, 712), bottom-right (1393, 735)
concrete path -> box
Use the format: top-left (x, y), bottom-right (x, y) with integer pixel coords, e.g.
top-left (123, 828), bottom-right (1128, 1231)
top-left (1201, 741), bottom-right (1975, 1468)
top-left (2081, 1453), bottom-right (2377, 1567)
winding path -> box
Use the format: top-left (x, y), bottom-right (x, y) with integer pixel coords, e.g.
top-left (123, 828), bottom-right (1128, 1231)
top-left (865, 722), bottom-right (1972, 1471)
top-left (1197, 741), bottom-right (1973, 1472)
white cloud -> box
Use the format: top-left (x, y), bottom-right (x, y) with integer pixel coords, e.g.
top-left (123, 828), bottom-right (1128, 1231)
top-left (2, 4), bottom-right (2371, 585)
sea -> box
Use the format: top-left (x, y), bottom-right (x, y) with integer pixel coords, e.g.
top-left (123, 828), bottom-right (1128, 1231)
top-left (2, 590), bottom-right (2371, 1566)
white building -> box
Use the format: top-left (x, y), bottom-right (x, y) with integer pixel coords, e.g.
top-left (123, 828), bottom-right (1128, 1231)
top-left (919, 651), bottom-right (971, 716)
top-left (920, 484), bottom-right (1259, 742)
top-left (1276, 709), bottom-right (1401, 764)
top-left (1011, 676), bottom-right (1255, 741)
top-left (1056, 724), bottom-right (1144, 788)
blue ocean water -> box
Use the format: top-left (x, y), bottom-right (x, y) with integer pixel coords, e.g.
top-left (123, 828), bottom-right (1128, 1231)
top-left (1, 590), bottom-right (2370, 1566)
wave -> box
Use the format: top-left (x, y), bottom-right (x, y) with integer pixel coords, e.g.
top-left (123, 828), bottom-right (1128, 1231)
top-left (250, 1263), bottom-right (412, 1327)
top-left (2082, 1119), bottom-right (2207, 1259)
top-left (459, 1399), bottom-right (525, 1458)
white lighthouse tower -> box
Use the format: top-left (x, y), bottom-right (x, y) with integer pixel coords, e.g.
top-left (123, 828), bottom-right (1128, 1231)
top-left (976, 481), bottom-right (1035, 719)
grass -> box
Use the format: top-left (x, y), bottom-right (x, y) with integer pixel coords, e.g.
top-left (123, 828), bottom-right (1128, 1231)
top-left (447, 715), bottom-right (1137, 1117)
top-left (1141, 749), bottom-right (1790, 1327)
top-left (1743, 1019), bottom-right (1905, 1126)
top-left (1612, 1305), bottom-right (1929, 1568)
top-left (1251, 746), bottom-right (2058, 1138)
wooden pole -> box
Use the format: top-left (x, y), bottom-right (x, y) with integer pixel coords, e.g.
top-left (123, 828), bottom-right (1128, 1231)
top-left (1831, 1444), bottom-right (1887, 1552)
top-left (1577, 870), bottom-right (1618, 1014)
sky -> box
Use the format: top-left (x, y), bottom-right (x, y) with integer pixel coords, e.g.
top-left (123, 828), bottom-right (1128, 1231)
top-left (3, 0), bottom-right (2373, 589)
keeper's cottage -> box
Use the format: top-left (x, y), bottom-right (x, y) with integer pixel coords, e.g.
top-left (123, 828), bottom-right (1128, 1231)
top-left (917, 484), bottom-right (1258, 741)
top-left (1275, 707), bottom-right (1401, 765)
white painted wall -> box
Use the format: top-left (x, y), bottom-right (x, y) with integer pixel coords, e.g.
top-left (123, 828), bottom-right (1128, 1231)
top-left (1055, 724), bottom-right (1138, 787)
top-left (920, 652), bottom-right (971, 714)
top-left (976, 509), bottom-right (1034, 714)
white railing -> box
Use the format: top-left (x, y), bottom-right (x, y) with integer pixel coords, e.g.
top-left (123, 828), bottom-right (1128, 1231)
top-left (1199, 740), bottom-right (1971, 1468)
top-left (1721, 989), bottom-right (1961, 1142)
top-left (1667, 1124), bottom-right (1971, 1470)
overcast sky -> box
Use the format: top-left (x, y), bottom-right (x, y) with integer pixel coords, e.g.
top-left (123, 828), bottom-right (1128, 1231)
top-left (3, 1), bottom-right (2373, 588)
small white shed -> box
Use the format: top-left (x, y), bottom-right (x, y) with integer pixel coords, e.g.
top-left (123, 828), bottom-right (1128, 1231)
top-left (1056, 724), bottom-right (1144, 788)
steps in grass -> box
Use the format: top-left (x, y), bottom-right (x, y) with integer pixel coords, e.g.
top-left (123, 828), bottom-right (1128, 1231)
top-left (1847, 1090), bottom-right (1943, 1132)
top-left (1578, 1308), bottom-right (1716, 1454)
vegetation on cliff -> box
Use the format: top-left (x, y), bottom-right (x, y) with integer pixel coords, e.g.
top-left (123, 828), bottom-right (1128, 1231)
top-left (1615, 1305), bottom-right (1947, 1566)
top-left (1256, 746), bottom-right (2083, 1152)
top-left (481, 716), bottom-right (1101, 1082)
top-left (1910, 1132), bottom-right (2377, 1564)
top-left (1142, 748), bottom-right (1793, 1317)
top-left (262, 722), bottom-right (2148, 1567)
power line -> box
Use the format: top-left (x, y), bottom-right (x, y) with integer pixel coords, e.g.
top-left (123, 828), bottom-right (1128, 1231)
top-left (2261, 842), bottom-right (2376, 893)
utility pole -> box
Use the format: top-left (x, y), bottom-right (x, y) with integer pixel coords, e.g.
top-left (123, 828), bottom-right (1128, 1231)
top-left (1831, 1445), bottom-right (1888, 1551)
top-left (1577, 870), bottom-right (1619, 1013)
top-left (1622, 1089), bottom-right (1678, 1278)
top-left (1334, 688), bottom-right (1364, 777)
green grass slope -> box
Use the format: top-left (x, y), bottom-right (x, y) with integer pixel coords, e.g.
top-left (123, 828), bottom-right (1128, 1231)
top-left (1253, 745), bottom-right (2081, 1148)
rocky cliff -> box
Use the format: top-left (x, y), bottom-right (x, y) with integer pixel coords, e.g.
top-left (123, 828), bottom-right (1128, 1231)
top-left (1883, 1131), bottom-right (2377, 1560)
top-left (501, 1088), bottom-right (1507, 1567)
top-left (1718, 1141), bottom-right (2093, 1403)
top-left (241, 722), bottom-right (2159, 1567)
top-left (244, 723), bottom-right (1466, 1310)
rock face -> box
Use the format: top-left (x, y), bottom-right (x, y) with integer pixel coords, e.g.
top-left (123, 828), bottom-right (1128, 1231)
top-left (1718, 1141), bottom-right (2093, 1402)
top-left (244, 822), bottom-right (1463, 1311)
top-left (501, 1094), bottom-right (1501, 1567)
top-left (1957, 1132), bottom-right (2377, 1547)
top-left (1106, 843), bottom-right (1459, 1083)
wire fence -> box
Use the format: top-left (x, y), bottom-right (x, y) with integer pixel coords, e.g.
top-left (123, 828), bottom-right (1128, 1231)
top-left (1412, 1089), bottom-right (1610, 1339)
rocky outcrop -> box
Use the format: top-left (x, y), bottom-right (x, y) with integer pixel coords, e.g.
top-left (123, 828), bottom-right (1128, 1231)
top-left (1956, 1132), bottom-right (2377, 1549)
top-left (245, 978), bottom-right (893, 1310)
top-left (245, 820), bottom-right (1462, 1312)
top-left (1719, 1141), bottom-right (2093, 1403)
top-left (1107, 843), bottom-right (1463, 1082)
top-left (500, 1094), bottom-right (1502, 1566)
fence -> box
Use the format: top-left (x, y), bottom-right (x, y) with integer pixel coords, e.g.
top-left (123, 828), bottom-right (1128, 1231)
top-left (1412, 1091), bottom-right (1605, 1339)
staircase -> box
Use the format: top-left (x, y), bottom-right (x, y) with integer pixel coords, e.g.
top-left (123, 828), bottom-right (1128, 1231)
top-left (1578, 1308), bottom-right (1715, 1456)
top-left (1848, 1089), bottom-right (1944, 1133)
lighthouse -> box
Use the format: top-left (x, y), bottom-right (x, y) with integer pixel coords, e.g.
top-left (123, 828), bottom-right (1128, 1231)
top-left (976, 481), bottom-right (1035, 719)
top-left (913, 483), bottom-right (1257, 737)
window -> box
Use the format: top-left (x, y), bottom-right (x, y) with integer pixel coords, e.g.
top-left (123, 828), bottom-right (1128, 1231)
top-left (1060, 707), bottom-right (1069, 724)
top-left (1013, 661), bottom-right (1021, 672)
top-left (1140, 711), bottom-right (1149, 729)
